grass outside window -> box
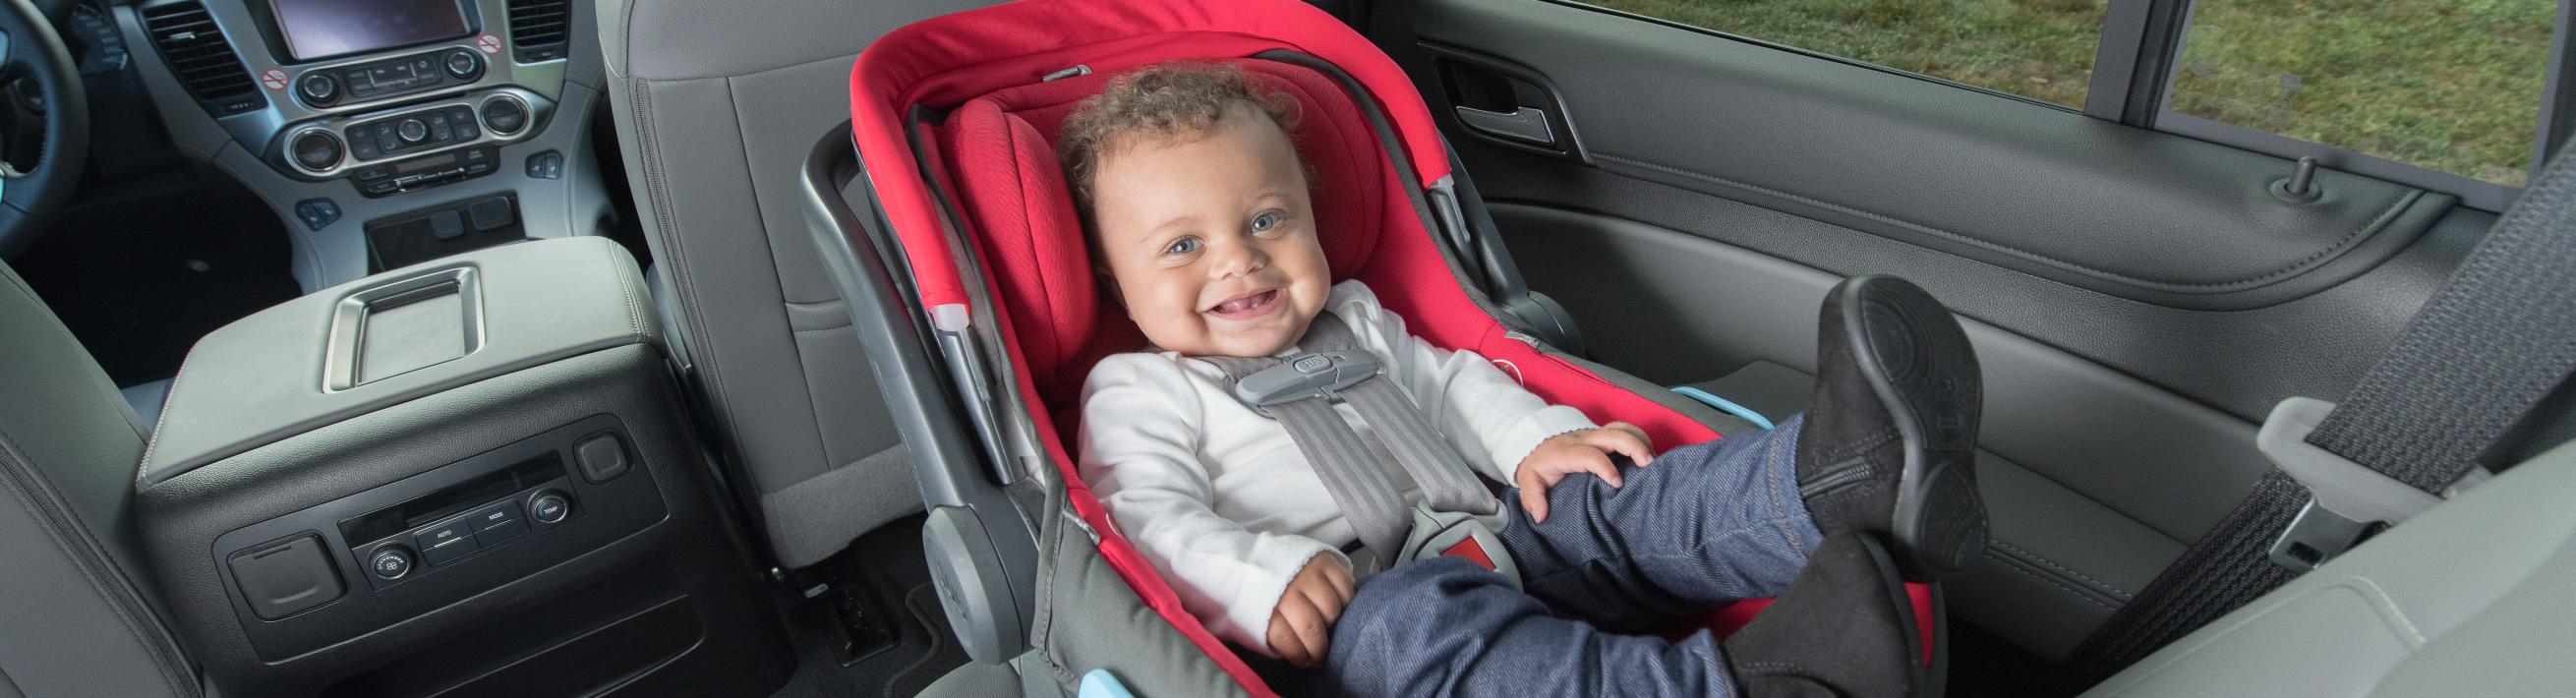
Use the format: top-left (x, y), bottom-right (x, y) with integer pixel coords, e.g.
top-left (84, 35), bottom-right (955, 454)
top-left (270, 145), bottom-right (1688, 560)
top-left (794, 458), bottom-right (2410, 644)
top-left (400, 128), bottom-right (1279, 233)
top-left (1581, 0), bottom-right (2553, 187)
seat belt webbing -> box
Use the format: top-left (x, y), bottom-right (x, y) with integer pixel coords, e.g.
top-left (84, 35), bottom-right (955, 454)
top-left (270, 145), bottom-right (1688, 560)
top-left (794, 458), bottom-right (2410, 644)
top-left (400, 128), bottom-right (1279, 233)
top-left (2304, 152), bottom-right (2576, 491)
top-left (1201, 312), bottom-right (1498, 571)
top-left (2066, 150), bottom-right (2576, 688)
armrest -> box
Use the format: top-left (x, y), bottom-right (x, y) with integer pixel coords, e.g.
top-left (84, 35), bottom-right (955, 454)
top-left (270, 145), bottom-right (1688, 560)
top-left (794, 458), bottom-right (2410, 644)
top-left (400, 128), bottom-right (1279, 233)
top-left (142, 237), bottom-right (659, 486)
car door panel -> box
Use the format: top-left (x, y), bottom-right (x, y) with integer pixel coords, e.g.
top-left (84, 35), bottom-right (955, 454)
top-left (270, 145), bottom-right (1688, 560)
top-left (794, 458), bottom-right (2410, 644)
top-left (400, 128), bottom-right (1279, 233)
top-left (1490, 204), bottom-right (2265, 657)
top-left (1389, 0), bottom-right (2489, 660)
top-left (1413, 0), bottom-right (2458, 313)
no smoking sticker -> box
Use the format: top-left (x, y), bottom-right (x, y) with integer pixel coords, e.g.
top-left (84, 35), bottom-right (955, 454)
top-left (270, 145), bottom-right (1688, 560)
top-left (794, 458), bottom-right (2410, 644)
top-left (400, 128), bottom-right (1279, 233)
top-left (476, 34), bottom-right (502, 54)
top-left (260, 68), bottom-right (287, 90)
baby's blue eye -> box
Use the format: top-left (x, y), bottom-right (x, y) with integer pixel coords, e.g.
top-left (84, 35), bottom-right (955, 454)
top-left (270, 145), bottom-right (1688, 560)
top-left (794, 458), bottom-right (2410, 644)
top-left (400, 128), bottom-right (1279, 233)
top-left (1250, 210), bottom-right (1284, 234)
top-left (1164, 237), bottom-right (1201, 256)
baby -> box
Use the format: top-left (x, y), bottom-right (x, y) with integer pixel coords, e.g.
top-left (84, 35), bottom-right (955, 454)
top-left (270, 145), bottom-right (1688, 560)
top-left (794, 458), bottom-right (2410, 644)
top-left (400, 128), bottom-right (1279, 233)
top-left (1069, 62), bottom-right (1987, 697)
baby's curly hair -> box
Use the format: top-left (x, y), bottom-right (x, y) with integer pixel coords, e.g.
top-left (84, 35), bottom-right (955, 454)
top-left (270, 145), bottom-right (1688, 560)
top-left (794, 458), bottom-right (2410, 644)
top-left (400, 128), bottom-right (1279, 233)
top-left (1057, 62), bottom-right (1303, 219)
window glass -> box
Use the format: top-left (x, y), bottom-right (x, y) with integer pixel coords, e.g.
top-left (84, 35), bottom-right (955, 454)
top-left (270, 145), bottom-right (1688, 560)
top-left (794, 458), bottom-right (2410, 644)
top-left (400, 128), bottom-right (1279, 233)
top-left (2168, 1), bottom-right (2553, 187)
top-left (1580, 0), bottom-right (2112, 108)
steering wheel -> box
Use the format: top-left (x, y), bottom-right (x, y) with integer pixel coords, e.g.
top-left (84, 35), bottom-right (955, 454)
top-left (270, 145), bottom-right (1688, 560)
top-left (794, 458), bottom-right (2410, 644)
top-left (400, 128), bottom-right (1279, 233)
top-left (0, 0), bottom-right (84, 260)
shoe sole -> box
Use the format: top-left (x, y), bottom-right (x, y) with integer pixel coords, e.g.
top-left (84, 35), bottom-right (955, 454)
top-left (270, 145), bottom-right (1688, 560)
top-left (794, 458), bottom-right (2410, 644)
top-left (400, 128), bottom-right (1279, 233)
top-left (1840, 276), bottom-right (1987, 581)
top-left (1854, 534), bottom-right (1935, 698)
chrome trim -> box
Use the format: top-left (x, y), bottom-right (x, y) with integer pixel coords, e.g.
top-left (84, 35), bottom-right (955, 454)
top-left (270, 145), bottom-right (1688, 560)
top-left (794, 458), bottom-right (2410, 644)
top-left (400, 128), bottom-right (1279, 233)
top-left (286, 45), bottom-right (485, 111)
top-left (478, 92), bottom-right (530, 136)
top-left (280, 124), bottom-right (343, 176)
top-left (268, 0), bottom-right (473, 66)
top-left (276, 86), bottom-right (554, 180)
top-left (131, 0), bottom-right (571, 157)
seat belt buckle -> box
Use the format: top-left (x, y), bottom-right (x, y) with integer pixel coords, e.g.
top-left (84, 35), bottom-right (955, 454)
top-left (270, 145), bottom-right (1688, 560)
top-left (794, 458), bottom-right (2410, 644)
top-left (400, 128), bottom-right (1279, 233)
top-left (2267, 498), bottom-right (2372, 573)
top-left (1404, 507), bottom-right (1520, 590)
top-left (2255, 397), bottom-right (2445, 572)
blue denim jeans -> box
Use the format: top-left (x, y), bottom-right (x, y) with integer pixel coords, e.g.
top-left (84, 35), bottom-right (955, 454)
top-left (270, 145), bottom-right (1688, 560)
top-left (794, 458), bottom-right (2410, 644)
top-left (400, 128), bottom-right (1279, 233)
top-left (1318, 416), bottom-right (1823, 698)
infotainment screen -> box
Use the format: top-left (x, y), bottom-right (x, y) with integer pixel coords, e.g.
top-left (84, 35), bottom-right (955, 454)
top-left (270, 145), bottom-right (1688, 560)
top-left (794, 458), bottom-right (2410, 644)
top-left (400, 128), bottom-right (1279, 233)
top-left (272, 0), bottom-right (474, 62)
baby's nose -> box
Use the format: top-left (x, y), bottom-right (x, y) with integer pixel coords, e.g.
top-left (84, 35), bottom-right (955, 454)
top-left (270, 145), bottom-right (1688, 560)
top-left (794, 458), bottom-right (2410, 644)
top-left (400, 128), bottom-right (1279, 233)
top-left (1210, 240), bottom-right (1268, 277)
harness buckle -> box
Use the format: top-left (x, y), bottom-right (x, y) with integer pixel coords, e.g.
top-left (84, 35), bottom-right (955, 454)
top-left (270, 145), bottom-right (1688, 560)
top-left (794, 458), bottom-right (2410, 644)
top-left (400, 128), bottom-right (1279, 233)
top-left (1403, 507), bottom-right (1521, 590)
top-left (1234, 350), bottom-right (1384, 411)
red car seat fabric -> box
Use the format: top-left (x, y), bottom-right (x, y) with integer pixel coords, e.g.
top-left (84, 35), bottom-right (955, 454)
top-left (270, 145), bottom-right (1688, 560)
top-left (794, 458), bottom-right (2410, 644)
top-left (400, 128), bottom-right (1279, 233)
top-left (849, 0), bottom-right (1935, 692)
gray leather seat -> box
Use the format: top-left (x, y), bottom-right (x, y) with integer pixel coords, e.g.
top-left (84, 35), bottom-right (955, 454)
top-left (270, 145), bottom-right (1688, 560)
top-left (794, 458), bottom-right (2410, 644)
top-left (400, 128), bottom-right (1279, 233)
top-left (596, 0), bottom-right (991, 568)
top-left (0, 262), bottom-right (199, 697)
top-left (2082, 438), bottom-right (2576, 697)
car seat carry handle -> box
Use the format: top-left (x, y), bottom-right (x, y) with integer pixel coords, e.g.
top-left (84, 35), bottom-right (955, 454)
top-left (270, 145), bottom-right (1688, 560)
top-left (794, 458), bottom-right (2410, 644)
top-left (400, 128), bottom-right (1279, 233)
top-left (1204, 312), bottom-right (1503, 572)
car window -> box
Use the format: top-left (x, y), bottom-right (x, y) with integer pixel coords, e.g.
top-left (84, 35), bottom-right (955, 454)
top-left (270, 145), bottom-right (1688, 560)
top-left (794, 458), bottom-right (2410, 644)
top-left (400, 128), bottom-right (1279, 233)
top-left (2166, 0), bottom-right (2553, 187)
top-left (1576, 0), bottom-right (2111, 108)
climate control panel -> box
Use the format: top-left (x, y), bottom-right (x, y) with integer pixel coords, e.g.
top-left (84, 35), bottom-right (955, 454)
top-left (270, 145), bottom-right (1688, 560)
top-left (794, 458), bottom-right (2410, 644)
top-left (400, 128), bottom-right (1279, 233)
top-left (275, 87), bottom-right (550, 191)
top-left (295, 47), bottom-right (486, 109)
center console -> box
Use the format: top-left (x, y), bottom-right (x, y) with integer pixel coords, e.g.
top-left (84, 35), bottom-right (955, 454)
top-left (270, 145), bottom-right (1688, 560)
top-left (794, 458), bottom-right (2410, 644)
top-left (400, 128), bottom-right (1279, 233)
top-left (123, 0), bottom-right (612, 292)
top-left (134, 238), bottom-right (791, 697)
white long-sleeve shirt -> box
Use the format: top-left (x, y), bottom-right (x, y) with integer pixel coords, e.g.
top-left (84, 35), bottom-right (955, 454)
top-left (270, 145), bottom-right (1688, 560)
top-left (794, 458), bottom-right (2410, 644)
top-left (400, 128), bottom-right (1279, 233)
top-left (1077, 280), bottom-right (1596, 653)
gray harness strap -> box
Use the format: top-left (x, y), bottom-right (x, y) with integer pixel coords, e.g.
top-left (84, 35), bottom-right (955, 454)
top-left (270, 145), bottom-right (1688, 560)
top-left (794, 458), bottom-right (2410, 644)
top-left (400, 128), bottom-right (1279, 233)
top-left (1200, 312), bottom-right (1501, 572)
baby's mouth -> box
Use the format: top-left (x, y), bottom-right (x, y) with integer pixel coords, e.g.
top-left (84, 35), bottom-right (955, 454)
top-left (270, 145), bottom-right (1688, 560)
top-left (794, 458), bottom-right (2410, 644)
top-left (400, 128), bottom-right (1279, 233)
top-left (1204, 289), bottom-right (1282, 320)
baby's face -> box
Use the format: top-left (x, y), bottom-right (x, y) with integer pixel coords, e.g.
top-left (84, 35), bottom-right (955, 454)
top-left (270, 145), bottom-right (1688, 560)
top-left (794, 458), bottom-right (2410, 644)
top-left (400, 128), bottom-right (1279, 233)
top-left (1090, 107), bottom-right (1329, 358)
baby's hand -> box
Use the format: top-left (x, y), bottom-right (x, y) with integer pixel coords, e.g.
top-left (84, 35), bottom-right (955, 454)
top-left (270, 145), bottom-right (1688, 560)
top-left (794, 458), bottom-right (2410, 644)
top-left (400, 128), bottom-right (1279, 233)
top-left (1266, 554), bottom-right (1354, 669)
top-left (1514, 422), bottom-right (1657, 523)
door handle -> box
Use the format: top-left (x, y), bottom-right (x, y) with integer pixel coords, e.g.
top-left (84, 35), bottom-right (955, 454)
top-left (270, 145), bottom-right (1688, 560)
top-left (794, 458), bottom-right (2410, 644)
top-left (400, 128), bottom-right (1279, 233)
top-left (1454, 105), bottom-right (1556, 147)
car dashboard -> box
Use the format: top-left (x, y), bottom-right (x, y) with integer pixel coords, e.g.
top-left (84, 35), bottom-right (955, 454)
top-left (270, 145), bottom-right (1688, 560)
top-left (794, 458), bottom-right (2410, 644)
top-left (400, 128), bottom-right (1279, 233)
top-left (113, 0), bottom-right (607, 293)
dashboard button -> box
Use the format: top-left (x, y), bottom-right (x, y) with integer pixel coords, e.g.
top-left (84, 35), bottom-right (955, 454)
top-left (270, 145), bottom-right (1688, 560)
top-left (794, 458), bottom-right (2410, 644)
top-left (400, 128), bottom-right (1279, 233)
top-left (468, 196), bottom-right (514, 231)
top-left (396, 118), bottom-right (429, 144)
top-left (467, 500), bottom-right (528, 540)
top-left (289, 130), bottom-right (342, 172)
top-left (574, 433), bottom-right (630, 483)
top-left (297, 73), bottom-right (338, 104)
top-left (293, 199), bottom-right (339, 231)
top-left (415, 519), bottom-right (479, 565)
top-left (369, 546), bottom-right (414, 580)
top-left (480, 96), bottom-right (527, 136)
top-left (443, 49), bottom-right (484, 81)
top-left (526, 150), bottom-right (563, 179)
top-left (429, 210), bottom-right (464, 240)
top-left (529, 491), bottom-right (571, 525)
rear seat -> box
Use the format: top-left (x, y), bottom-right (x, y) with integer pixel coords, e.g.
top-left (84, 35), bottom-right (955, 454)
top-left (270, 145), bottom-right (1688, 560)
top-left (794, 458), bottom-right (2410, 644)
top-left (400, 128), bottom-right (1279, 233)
top-left (2081, 438), bottom-right (2576, 696)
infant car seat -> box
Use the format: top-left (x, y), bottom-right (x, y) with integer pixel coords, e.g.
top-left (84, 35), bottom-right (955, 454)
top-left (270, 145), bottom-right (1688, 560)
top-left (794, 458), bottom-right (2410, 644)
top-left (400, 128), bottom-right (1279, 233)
top-left (804, 0), bottom-right (1940, 694)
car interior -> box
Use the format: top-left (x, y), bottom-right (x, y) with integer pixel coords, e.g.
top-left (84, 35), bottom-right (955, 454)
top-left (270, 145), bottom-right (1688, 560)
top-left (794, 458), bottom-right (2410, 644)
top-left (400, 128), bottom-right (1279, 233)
top-left (1, 0), bottom-right (2571, 695)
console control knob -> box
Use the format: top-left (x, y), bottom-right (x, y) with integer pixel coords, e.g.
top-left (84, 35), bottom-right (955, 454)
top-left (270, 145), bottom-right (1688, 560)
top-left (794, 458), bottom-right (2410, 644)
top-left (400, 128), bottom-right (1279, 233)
top-left (369, 546), bottom-right (414, 580)
top-left (480, 96), bottom-right (527, 136)
top-left (396, 118), bottom-right (429, 144)
top-left (442, 48), bottom-right (483, 81)
top-left (297, 72), bottom-right (338, 104)
top-left (290, 130), bottom-right (343, 172)
top-left (530, 491), bottom-right (571, 524)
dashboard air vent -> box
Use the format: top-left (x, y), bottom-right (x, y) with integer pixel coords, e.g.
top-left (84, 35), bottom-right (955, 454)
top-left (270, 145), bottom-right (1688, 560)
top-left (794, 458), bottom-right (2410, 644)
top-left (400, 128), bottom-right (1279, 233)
top-left (141, 1), bottom-right (263, 115)
top-left (506, 0), bottom-right (570, 62)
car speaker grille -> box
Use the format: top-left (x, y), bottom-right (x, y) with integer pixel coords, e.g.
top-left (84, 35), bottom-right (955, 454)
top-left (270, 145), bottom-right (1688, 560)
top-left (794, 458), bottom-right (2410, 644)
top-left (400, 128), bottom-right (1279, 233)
top-left (507, 0), bottom-right (569, 62)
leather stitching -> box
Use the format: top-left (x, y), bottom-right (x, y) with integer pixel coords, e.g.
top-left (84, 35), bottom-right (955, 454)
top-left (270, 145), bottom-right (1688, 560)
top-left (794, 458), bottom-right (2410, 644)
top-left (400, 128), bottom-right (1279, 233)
top-left (607, 243), bottom-right (647, 338)
top-left (723, 78), bottom-right (845, 486)
top-left (135, 338), bottom-right (201, 486)
top-left (1992, 551), bottom-right (2118, 610)
top-left (1593, 152), bottom-right (2422, 293)
top-left (790, 320), bottom-right (855, 335)
top-left (0, 433), bottom-right (198, 696)
top-left (627, 78), bottom-right (736, 441)
top-left (1992, 539), bottom-right (2132, 599)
